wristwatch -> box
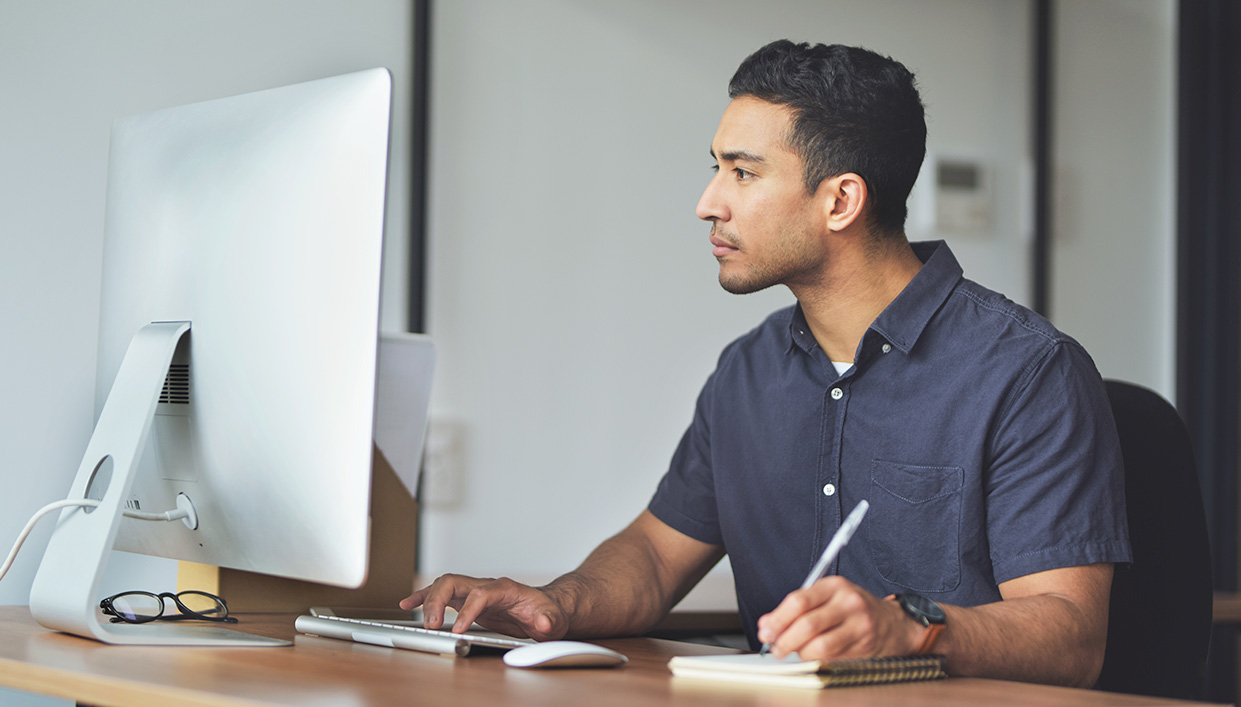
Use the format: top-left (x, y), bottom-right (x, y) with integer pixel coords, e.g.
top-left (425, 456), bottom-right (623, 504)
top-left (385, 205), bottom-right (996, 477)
top-left (892, 592), bottom-right (946, 655)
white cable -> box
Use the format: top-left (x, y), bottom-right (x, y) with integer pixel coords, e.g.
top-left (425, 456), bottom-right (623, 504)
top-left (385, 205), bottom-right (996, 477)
top-left (120, 507), bottom-right (190, 522)
top-left (0, 499), bottom-right (191, 584)
top-left (0, 499), bottom-right (96, 584)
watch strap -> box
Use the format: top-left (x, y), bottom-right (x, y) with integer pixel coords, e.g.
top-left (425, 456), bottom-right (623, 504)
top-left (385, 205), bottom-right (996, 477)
top-left (888, 593), bottom-right (946, 655)
top-left (914, 619), bottom-right (945, 655)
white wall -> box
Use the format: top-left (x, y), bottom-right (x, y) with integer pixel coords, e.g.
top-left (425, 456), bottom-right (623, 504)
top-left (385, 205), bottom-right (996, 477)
top-left (419, 0), bottom-right (1037, 586)
top-left (0, 2), bottom-right (410, 703)
top-left (1051, 0), bottom-right (1176, 401)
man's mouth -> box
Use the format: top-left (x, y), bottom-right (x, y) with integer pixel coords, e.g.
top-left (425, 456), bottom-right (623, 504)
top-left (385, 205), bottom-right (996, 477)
top-left (709, 229), bottom-right (740, 258)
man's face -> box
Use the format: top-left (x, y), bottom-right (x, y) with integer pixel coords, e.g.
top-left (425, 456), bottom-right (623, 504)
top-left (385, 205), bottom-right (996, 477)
top-left (697, 96), bottom-right (826, 295)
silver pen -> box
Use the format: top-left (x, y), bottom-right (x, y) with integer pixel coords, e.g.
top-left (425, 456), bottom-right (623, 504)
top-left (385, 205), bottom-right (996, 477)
top-left (759, 499), bottom-right (870, 656)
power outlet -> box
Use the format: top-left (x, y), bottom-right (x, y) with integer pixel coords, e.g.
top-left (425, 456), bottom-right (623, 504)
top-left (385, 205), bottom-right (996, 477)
top-left (421, 419), bottom-right (464, 507)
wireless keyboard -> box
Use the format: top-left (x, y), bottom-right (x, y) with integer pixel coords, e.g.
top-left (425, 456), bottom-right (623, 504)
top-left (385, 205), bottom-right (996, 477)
top-left (295, 613), bottom-right (534, 656)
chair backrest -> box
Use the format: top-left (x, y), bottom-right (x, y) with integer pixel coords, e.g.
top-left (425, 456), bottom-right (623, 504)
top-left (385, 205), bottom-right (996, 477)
top-left (1094, 379), bottom-right (1213, 699)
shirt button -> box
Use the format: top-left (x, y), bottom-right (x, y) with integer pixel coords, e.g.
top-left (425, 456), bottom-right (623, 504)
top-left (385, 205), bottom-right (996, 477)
top-left (830, 387), bottom-right (843, 400)
top-left (823, 483), bottom-right (836, 496)
top-left (882, 343), bottom-right (892, 354)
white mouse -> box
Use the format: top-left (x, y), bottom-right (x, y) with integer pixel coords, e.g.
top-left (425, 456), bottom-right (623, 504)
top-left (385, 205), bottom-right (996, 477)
top-left (502, 641), bottom-right (628, 669)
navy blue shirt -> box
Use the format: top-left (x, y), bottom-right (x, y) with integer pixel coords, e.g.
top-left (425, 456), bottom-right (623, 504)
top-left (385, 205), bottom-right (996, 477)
top-left (648, 241), bottom-right (1131, 649)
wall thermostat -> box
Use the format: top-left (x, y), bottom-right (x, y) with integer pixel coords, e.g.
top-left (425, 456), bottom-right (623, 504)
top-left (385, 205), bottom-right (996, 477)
top-left (933, 158), bottom-right (991, 234)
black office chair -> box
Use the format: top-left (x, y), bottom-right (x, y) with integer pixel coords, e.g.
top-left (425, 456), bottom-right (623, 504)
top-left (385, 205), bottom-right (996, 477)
top-left (1094, 379), bottom-right (1213, 699)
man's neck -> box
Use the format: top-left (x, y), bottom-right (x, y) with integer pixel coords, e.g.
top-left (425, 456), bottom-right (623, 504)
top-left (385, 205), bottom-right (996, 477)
top-left (791, 237), bottom-right (924, 363)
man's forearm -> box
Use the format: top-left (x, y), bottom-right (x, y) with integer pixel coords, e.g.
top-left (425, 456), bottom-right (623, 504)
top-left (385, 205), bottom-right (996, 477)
top-left (938, 566), bottom-right (1112, 687)
top-left (542, 511), bottom-right (724, 638)
top-left (540, 557), bottom-right (668, 638)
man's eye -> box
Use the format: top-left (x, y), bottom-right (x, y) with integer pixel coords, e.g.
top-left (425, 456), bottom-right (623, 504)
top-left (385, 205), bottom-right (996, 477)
top-left (734, 168), bottom-right (753, 180)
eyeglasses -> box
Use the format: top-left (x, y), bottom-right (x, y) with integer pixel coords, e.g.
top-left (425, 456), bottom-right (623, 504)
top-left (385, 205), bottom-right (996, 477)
top-left (99, 590), bottom-right (238, 624)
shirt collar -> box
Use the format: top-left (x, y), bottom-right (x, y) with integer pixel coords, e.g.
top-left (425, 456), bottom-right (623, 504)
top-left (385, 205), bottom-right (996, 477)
top-left (788, 306), bottom-right (816, 354)
top-left (867, 240), bottom-right (963, 354)
top-left (785, 240), bottom-right (963, 356)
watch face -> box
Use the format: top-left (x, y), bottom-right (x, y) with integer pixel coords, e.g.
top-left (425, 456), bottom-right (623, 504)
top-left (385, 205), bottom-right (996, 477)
top-left (902, 593), bottom-right (946, 623)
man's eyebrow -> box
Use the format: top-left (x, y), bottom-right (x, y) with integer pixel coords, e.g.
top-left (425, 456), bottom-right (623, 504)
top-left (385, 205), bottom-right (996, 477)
top-left (710, 148), bottom-right (767, 164)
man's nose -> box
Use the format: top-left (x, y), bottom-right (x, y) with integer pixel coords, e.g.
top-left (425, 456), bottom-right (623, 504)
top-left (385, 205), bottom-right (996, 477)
top-left (696, 174), bottom-right (728, 222)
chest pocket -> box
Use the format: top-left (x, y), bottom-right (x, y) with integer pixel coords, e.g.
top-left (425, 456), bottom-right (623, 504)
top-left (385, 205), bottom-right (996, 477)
top-left (870, 460), bottom-right (964, 592)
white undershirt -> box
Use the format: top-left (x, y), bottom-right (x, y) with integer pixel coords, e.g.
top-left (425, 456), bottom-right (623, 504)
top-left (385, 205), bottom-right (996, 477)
top-left (831, 360), bottom-right (853, 376)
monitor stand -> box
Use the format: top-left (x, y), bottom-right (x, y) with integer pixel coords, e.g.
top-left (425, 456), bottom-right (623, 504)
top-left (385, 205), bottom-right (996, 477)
top-left (29, 321), bottom-right (289, 647)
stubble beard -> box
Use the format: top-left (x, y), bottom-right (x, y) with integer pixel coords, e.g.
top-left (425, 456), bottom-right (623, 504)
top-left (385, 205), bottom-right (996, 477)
top-left (714, 225), bottom-right (822, 295)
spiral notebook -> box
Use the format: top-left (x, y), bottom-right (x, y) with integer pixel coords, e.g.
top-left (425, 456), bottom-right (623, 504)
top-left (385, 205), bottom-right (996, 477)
top-left (667, 653), bottom-right (947, 689)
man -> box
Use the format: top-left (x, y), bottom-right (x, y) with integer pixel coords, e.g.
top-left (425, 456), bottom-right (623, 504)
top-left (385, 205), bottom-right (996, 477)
top-left (402, 41), bottom-right (1130, 688)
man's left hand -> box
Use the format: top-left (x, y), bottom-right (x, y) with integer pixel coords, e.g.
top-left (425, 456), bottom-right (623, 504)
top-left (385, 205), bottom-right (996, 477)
top-left (756, 576), bottom-right (920, 660)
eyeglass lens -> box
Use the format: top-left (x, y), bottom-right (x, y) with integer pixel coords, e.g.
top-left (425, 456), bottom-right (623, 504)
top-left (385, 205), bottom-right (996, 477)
top-left (109, 593), bottom-right (164, 622)
top-left (105, 591), bottom-right (229, 622)
top-left (177, 591), bottom-right (228, 617)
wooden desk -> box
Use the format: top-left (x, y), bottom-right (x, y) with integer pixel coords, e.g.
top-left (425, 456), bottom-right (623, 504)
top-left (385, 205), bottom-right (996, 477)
top-left (0, 606), bottom-right (1216, 707)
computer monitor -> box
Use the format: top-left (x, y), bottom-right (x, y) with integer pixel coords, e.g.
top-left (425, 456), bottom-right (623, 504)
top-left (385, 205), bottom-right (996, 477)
top-left (29, 68), bottom-right (403, 646)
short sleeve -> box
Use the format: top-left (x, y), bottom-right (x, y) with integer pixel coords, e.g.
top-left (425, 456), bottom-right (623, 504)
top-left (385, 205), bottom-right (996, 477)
top-left (984, 340), bottom-right (1132, 583)
top-left (647, 371), bottom-right (725, 546)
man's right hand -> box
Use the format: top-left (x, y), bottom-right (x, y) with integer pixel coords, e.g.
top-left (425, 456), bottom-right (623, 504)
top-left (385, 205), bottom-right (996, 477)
top-left (399, 511), bottom-right (724, 642)
top-left (399, 575), bottom-right (570, 641)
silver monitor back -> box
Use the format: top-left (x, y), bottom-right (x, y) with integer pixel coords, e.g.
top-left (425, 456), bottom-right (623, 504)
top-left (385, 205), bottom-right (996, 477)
top-left (31, 68), bottom-right (394, 645)
top-left (102, 68), bottom-right (392, 585)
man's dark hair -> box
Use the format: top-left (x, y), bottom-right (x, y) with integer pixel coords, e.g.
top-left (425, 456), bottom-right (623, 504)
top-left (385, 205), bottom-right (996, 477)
top-left (728, 40), bottom-right (926, 236)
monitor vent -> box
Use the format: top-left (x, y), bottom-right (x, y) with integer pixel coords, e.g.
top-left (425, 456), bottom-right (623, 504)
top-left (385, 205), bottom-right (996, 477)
top-left (160, 364), bottom-right (190, 404)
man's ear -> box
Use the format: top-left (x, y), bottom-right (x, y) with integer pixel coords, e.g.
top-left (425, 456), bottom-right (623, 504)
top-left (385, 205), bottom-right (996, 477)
top-left (819, 173), bottom-right (868, 232)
